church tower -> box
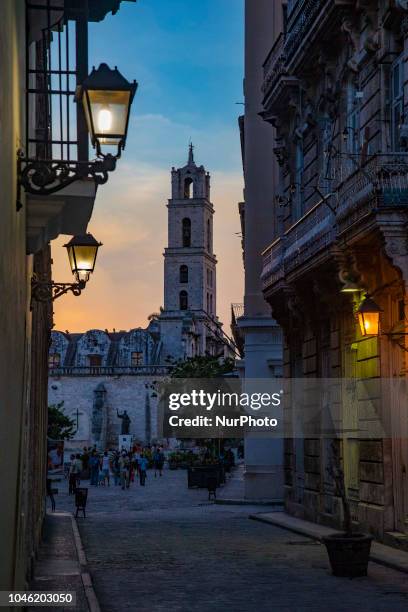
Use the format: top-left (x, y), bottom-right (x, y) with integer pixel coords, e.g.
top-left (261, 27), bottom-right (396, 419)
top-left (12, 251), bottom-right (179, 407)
top-left (159, 145), bottom-right (218, 362)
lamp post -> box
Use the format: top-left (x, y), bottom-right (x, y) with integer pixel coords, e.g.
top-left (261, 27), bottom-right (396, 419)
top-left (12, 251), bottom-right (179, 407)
top-left (31, 233), bottom-right (102, 302)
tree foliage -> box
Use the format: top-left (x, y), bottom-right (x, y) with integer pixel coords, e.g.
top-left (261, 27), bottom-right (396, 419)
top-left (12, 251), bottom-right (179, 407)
top-left (48, 401), bottom-right (76, 440)
top-left (170, 355), bottom-right (236, 378)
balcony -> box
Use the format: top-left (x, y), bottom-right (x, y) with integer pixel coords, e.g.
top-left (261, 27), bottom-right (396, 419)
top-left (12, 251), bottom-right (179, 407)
top-left (262, 1), bottom-right (353, 103)
top-left (262, 199), bottom-right (335, 289)
top-left (262, 153), bottom-right (408, 292)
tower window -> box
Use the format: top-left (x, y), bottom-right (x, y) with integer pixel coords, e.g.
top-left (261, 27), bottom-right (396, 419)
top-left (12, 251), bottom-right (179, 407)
top-left (180, 291), bottom-right (188, 311)
top-left (182, 218), bottom-right (191, 247)
top-left (184, 177), bottom-right (193, 198)
top-left (207, 219), bottom-right (211, 252)
top-left (180, 265), bottom-right (189, 283)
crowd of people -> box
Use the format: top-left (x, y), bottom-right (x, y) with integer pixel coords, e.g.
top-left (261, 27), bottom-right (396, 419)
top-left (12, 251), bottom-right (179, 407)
top-left (68, 445), bottom-right (165, 493)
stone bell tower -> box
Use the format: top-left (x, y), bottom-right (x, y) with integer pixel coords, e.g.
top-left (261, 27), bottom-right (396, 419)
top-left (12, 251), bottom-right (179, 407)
top-left (159, 144), bottom-right (218, 362)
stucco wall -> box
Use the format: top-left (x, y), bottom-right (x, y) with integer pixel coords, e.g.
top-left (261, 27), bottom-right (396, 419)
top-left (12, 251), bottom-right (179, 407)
top-left (0, 0), bottom-right (31, 591)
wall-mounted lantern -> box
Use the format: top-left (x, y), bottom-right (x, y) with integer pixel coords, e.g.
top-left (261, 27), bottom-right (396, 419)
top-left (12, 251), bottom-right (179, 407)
top-left (78, 63), bottom-right (137, 157)
top-left (18, 62), bottom-right (137, 198)
top-left (357, 297), bottom-right (382, 337)
top-left (31, 233), bottom-right (102, 302)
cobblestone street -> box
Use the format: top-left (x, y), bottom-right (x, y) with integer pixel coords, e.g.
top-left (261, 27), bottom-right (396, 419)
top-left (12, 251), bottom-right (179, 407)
top-left (51, 468), bottom-right (408, 612)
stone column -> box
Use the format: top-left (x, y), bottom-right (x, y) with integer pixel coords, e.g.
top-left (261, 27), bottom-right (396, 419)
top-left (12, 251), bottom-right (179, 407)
top-left (241, 0), bottom-right (284, 501)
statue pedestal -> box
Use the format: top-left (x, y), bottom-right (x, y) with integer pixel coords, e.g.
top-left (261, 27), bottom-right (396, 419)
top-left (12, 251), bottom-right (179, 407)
top-left (118, 435), bottom-right (133, 451)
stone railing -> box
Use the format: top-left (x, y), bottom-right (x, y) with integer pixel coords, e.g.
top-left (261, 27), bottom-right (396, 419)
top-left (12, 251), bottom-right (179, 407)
top-left (49, 365), bottom-right (172, 377)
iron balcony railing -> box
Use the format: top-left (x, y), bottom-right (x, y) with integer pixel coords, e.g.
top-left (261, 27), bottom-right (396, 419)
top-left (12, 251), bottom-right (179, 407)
top-left (263, 1), bottom-right (353, 98)
top-left (262, 153), bottom-right (408, 289)
top-left (49, 365), bottom-right (172, 377)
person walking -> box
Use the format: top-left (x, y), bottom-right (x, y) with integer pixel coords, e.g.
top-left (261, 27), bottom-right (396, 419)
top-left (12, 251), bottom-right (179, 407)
top-left (112, 451), bottom-right (120, 486)
top-left (119, 451), bottom-right (130, 490)
top-left (89, 451), bottom-right (100, 486)
top-left (68, 454), bottom-right (82, 494)
top-left (101, 450), bottom-right (110, 486)
top-left (68, 454), bottom-right (76, 495)
top-left (153, 447), bottom-right (165, 477)
top-left (138, 453), bottom-right (148, 486)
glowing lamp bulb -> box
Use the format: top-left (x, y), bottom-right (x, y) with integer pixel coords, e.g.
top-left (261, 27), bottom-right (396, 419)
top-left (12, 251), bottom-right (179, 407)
top-left (98, 108), bottom-right (112, 132)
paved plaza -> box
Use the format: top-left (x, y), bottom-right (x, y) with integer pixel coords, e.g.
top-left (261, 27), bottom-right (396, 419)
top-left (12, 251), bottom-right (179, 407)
top-left (53, 469), bottom-right (408, 612)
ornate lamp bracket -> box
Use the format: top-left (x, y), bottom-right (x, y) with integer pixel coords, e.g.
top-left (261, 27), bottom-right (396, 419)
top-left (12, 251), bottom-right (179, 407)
top-left (17, 149), bottom-right (119, 205)
top-left (31, 274), bottom-right (86, 303)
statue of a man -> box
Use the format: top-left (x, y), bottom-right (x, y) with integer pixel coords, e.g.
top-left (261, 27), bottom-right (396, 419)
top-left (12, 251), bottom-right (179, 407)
top-left (117, 409), bottom-right (131, 435)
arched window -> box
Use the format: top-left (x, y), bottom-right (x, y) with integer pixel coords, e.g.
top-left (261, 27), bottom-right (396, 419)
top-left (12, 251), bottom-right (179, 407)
top-left (207, 219), bottom-right (211, 252)
top-left (180, 265), bottom-right (188, 283)
top-left (182, 218), bottom-right (191, 247)
top-left (184, 177), bottom-right (193, 198)
top-left (180, 290), bottom-right (188, 311)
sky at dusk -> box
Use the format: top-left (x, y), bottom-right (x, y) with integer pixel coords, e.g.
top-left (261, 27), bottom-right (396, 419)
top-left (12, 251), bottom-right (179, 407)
top-left (53, 0), bottom-right (244, 334)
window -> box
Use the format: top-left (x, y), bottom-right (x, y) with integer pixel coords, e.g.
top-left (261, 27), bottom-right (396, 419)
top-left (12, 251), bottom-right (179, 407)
top-left (48, 353), bottom-right (60, 368)
top-left (207, 219), bottom-right (211, 252)
top-left (184, 177), bottom-right (193, 198)
top-left (180, 265), bottom-right (188, 283)
top-left (210, 294), bottom-right (213, 315)
top-left (131, 351), bottom-right (143, 366)
top-left (182, 218), bottom-right (191, 247)
top-left (346, 79), bottom-right (360, 155)
top-left (391, 55), bottom-right (404, 152)
top-left (88, 355), bottom-right (101, 367)
top-left (180, 291), bottom-right (188, 310)
top-left (294, 136), bottom-right (304, 219)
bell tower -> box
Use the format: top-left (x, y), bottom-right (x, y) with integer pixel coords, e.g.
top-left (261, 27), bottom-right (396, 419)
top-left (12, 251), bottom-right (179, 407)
top-left (159, 145), bottom-right (218, 361)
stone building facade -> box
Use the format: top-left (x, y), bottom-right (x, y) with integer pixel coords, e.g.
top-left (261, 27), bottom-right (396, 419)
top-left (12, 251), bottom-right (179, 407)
top-left (48, 147), bottom-right (230, 451)
top-left (258, 0), bottom-right (408, 540)
top-left (48, 328), bottom-right (165, 450)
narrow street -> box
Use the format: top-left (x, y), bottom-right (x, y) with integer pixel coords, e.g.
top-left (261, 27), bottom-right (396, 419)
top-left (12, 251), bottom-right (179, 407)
top-left (54, 469), bottom-right (408, 612)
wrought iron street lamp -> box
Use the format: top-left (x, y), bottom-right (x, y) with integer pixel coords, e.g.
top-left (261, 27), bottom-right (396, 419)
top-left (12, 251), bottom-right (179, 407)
top-left (357, 297), bottom-right (382, 337)
top-left (31, 233), bottom-right (102, 303)
top-left (18, 63), bottom-right (137, 199)
top-left (64, 234), bottom-right (102, 283)
top-left (78, 63), bottom-right (137, 157)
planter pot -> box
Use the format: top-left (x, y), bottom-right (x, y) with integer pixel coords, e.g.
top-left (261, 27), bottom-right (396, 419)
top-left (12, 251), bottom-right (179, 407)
top-left (187, 464), bottom-right (224, 488)
top-left (322, 533), bottom-right (373, 577)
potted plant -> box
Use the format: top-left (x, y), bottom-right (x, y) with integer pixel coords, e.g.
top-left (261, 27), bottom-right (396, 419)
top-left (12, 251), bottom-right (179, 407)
top-left (168, 452), bottom-right (179, 470)
top-left (322, 439), bottom-right (373, 577)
